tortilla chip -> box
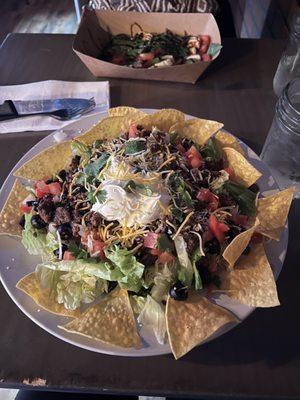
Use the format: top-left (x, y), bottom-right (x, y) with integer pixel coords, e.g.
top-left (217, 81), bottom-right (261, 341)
top-left (256, 187), bottom-right (294, 240)
top-left (14, 141), bottom-right (72, 181)
top-left (166, 293), bottom-right (237, 359)
top-left (0, 179), bottom-right (28, 237)
top-left (214, 130), bottom-right (245, 155)
top-left (16, 273), bottom-right (79, 318)
top-left (171, 118), bottom-right (223, 146)
top-left (223, 218), bottom-right (260, 268)
top-left (136, 109), bottom-right (185, 133)
top-left (77, 115), bottom-right (136, 145)
top-left (220, 243), bottom-right (279, 308)
top-left (108, 106), bottom-right (146, 119)
top-left (59, 286), bottom-right (141, 349)
top-left (223, 147), bottom-right (262, 187)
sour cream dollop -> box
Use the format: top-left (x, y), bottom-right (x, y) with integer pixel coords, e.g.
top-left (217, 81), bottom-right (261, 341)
top-left (92, 180), bottom-right (170, 228)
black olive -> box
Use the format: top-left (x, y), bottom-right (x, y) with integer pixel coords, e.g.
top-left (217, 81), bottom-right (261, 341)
top-left (242, 245), bottom-right (251, 255)
top-left (26, 200), bottom-right (39, 208)
top-left (19, 215), bottom-right (25, 229)
top-left (72, 185), bottom-right (86, 195)
top-left (205, 238), bottom-right (220, 254)
top-left (31, 214), bottom-right (47, 229)
top-left (169, 281), bottom-right (188, 301)
top-left (53, 244), bottom-right (68, 258)
top-left (249, 183), bottom-right (260, 193)
top-left (58, 169), bottom-right (67, 181)
top-left (108, 281), bottom-right (118, 292)
top-left (57, 223), bottom-right (72, 240)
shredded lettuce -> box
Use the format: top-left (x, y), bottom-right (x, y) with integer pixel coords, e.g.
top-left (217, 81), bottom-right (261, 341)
top-left (38, 245), bottom-right (145, 294)
top-left (151, 263), bottom-right (177, 303)
top-left (137, 295), bottom-right (166, 345)
top-left (173, 235), bottom-right (193, 286)
top-left (130, 295), bottom-right (147, 315)
top-left (191, 248), bottom-right (203, 291)
top-left (21, 214), bottom-right (57, 260)
top-left (105, 246), bottom-right (145, 293)
top-left (36, 264), bottom-right (107, 310)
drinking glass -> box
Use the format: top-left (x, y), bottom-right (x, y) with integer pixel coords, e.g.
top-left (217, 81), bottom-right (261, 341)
top-left (273, 11), bottom-right (300, 96)
top-left (261, 79), bottom-right (300, 197)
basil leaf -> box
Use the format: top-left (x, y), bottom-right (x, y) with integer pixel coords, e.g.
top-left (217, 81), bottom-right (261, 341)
top-left (124, 140), bottom-right (147, 155)
top-left (224, 181), bottom-right (256, 217)
top-left (84, 153), bottom-right (109, 177)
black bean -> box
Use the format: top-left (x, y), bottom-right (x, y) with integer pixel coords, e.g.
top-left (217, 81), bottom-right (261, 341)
top-left (169, 281), bottom-right (188, 301)
top-left (58, 169), bottom-right (67, 181)
top-left (57, 223), bottom-right (72, 240)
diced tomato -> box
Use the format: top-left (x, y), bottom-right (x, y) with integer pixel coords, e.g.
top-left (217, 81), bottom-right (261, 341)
top-left (63, 251), bottom-right (76, 261)
top-left (251, 232), bottom-right (263, 244)
top-left (150, 248), bottom-right (161, 256)
top-left (201, 53), bottom-right (212, 62)
top-left (144, 232), bottom-right (159, 249)
top-left (231, 214), bottom-right (248, 227)
top-left (224, 167), bottom-right (234, 180)
top-left (185, 145), bottom-right (203, 169)
top-left (20, 203), bottom-right (31, 214)
top-left (202, 228), bottom-right (214, 244)
top-left (138, 52), bottom-right (155, 62)
top-left (35, 180), bottom-right (50, 198)
top-left (197, 188), bottom-right (219, 211)
top-left (48, 182), bottom-right (62, 195)
top-left (91, 240), bottom-right (106, 259)
top-left (157, 251), bottom-right (175, 264)
top-left (176, 143), bottom-right (186, 155)
top-left (209, 214), bottom-right (229, 243)
top-left (128, 123), bottom-right (138, 138)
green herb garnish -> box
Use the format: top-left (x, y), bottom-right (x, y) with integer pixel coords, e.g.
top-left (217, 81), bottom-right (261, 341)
top-left (124, 140), bottom-right (147, 155)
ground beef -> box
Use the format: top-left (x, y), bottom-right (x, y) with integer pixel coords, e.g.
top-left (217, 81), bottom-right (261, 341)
top-left (85, 212), bottom-right (102, 228)
top-left (72, 209), bottom-right (83, 224)
top-left (204, 158), bottom-right (224, 171)
top-left (70, 155), bottom-right (80, 170)
top-left (183, 232), bottom-right (198, 254)
top-left (37, 196), bottom-right (55, 223)
top-left (218, 192), bottom-right (235, 207)
top-left (71, 224), bottom-right (81, 238)
top-left (54, 207), bottom-right (71, 225)
top-left (138, 249), bottom-right (158, 267)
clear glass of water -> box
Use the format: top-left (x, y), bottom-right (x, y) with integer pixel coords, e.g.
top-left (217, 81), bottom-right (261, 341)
top-left (261, 79), bottom-right (300, 198)
top-left (273, 11), bottom-right (300, 96)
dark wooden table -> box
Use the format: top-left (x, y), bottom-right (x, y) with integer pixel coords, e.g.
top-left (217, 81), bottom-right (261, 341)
top-left (0, 33), bottom-right (300, 399)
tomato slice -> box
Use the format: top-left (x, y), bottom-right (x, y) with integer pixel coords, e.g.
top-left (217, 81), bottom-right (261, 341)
top-left (48, 182), bottom-right (62, 195)
top-left (185, 145), bottom-right (203, 169)
top-left (157, 251), bottom-right (175, 264)
top-left (144, 232), bottom-right (159, 249)
top-left (128, 123), bottom-right (138, 138)
top-left (197, 188), bottom-right (219, 211)
top-left (199, 35), bottom-right (211, 54)
top-left (63, 251), bottom-right (76, 261)
top-left (209, 215), bottom-right (229, 243)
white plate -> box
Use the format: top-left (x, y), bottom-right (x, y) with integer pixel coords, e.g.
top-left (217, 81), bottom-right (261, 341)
top-left (0, 110), bottom-right (288, 357)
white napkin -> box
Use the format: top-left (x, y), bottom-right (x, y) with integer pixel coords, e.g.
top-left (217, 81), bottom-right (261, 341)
top-left (0, 80), bottom-right (110, 134)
